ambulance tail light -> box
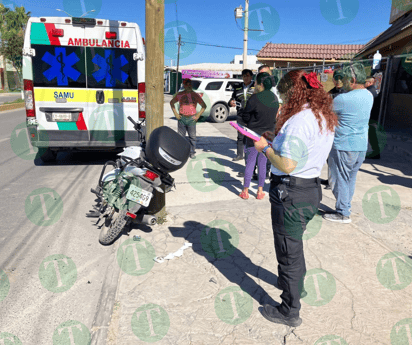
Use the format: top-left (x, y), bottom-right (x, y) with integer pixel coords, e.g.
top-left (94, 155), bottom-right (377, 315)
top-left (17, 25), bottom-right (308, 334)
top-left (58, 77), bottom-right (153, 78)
top-left (24, 79), bottom-right (36, 118)
top-left (105, 32), bottom-right (117, 39)
top-left (138, 83), bottom-right (145, 119)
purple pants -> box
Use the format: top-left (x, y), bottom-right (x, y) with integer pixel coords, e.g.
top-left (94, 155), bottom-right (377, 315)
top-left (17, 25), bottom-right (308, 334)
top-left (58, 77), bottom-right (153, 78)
top-left (244, 146), bottom-right (268, 188)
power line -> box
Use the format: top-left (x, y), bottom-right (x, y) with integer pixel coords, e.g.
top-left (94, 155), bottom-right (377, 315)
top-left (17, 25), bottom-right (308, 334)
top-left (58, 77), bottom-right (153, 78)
top-left (165, 40), bottom-right (260, 52)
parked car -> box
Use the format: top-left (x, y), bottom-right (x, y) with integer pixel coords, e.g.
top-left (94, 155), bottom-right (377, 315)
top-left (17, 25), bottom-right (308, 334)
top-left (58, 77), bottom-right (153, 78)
top-left (178, 78), bottom-right (243, 123)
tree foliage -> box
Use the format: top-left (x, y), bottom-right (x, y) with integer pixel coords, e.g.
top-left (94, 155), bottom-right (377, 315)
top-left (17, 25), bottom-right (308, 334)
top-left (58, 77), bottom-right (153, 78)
top-left (0, 4), bottom-right (30, 77)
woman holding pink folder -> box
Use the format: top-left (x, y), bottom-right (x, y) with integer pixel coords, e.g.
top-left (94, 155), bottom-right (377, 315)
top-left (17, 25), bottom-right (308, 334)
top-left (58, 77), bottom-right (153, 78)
top-left (254, 70), bottom-right (338, 327)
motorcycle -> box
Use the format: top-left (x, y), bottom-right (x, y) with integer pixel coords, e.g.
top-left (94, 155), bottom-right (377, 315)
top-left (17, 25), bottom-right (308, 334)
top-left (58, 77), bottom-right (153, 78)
top-left (87, 116), bottom-right (191, 245)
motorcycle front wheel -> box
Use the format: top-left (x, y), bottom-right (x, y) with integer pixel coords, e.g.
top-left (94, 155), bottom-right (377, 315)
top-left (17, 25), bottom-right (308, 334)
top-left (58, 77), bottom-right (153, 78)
top-left (99, 209), bottom-right (129, 245)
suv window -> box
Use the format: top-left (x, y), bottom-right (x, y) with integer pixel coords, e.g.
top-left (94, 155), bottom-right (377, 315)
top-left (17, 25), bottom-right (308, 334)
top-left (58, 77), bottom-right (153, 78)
top-left (226, 81), bottom-right (242, 91)
top-left (191, 80), bottom-right (201, 90)
top-left (205, 81), bottom-right (223, 91)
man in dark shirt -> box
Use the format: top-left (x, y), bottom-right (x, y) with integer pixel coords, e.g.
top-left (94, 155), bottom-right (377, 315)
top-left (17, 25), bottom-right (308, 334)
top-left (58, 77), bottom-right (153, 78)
top-left (365, 76), bottom-right (381, 159)
top-left (229, 69), bottom-right (255, 164)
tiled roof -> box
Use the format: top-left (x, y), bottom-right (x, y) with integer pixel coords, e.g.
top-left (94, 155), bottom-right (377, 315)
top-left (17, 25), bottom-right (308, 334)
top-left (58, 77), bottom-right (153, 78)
top-left (257, 43), bottom-right (365, 60)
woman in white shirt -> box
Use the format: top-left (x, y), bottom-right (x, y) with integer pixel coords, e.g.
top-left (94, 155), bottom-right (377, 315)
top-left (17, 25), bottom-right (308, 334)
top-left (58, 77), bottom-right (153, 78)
top-left (254, 70), bottom-right (338, 327)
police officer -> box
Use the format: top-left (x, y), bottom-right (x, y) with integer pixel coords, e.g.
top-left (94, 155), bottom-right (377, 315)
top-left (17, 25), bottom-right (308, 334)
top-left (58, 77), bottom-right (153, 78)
top-left (229, 69), bottom-right (255, 170)
top-left (254, 69), bottom-right (338, 327)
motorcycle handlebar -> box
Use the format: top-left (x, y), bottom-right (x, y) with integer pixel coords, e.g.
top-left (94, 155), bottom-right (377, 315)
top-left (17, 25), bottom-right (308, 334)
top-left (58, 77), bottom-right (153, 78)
top-left (127, 116), bottom-right (139, 128)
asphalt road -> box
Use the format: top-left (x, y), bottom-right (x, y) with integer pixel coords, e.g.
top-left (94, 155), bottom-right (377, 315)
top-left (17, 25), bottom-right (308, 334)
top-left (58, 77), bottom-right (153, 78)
top-left (0, 108), bottom-right (121, 344)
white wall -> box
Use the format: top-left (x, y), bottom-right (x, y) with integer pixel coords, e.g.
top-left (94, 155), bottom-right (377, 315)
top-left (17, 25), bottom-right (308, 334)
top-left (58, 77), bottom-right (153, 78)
top-left (233, 55), bottom-right (260, 65)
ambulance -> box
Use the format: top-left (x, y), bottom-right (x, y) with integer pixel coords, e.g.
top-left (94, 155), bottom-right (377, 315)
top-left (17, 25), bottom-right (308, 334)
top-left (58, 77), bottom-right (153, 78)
top-left (22, 16), bottom-right (146, 162)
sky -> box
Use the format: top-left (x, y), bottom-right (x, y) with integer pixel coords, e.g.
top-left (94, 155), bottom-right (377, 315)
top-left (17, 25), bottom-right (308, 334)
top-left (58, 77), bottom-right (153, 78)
top-left (4, 0), bottom-right (395, 66)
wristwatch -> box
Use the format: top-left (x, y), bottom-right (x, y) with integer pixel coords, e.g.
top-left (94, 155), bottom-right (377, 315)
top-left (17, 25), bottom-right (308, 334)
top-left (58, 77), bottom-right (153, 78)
top-left (262, 145), bottom-right (271, 156)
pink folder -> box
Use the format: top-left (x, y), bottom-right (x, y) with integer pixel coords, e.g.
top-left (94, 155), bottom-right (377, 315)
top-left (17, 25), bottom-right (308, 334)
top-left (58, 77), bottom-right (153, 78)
top-left (230, 122), bottom-right (273, 147)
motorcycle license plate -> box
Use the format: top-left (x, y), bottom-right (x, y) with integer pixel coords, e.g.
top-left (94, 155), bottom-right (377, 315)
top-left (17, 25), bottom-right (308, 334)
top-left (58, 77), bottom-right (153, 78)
top-left (126, 184), bottom-right (153, 207)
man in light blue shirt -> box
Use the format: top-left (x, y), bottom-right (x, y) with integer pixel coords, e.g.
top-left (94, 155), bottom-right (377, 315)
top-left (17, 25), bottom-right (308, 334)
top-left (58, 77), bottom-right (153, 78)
top-left (323, 63), bottom-right (373, 223)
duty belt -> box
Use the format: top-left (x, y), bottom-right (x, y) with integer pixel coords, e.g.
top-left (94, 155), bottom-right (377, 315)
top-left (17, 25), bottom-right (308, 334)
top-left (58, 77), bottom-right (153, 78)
top-left (271, 174), bottom-right (320, 186)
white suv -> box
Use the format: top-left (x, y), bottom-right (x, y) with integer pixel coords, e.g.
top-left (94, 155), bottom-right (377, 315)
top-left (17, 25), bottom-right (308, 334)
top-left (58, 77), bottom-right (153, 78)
top-left (179, 78), bottom-right (243, 123)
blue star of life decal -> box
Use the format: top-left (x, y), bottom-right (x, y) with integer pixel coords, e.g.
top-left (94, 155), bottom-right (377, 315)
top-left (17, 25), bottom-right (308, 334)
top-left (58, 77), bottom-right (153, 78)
top-left (92, 50), bottom-right (129, 87)
top-left (42, 47), bottom-right (81, 86)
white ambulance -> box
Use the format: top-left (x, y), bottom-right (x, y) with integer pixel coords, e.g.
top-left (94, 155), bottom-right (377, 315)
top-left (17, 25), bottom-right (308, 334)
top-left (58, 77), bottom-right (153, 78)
top-left (22, 16), bottom-right (146, 162)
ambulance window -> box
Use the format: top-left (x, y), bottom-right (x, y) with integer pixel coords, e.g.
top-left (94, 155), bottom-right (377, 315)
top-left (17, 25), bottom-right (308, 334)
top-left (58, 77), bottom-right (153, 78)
top-left (86, 48), bottom-right (137, 89)
top-left (32, 45), bottom-right (86, 88)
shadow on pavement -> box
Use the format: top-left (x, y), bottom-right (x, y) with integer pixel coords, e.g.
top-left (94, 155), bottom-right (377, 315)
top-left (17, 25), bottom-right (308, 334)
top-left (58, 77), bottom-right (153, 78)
top-left (168, 220), bottom-right (281, 307)
top-left (358, 166), bottom-right (412, 189)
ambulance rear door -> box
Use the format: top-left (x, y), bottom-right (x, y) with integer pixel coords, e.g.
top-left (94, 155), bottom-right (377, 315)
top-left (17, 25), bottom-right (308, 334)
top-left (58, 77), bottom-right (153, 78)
top-left (84, 21), bottom-right (140, 147)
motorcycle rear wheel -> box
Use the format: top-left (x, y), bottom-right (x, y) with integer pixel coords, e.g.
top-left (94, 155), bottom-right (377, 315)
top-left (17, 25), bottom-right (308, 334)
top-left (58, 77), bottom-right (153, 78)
top-left (99, 209), bottom-right (129, 245)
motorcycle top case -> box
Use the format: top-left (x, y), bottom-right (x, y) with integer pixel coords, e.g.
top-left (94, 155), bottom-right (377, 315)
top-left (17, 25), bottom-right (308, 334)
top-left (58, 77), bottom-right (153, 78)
top-left (145, 126), bottom-right (190, 172)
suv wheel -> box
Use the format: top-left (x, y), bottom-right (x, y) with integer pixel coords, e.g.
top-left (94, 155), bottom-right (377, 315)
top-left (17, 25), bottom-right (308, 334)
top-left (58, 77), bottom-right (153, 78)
top-left (210, 104), bottom-right (229, 123)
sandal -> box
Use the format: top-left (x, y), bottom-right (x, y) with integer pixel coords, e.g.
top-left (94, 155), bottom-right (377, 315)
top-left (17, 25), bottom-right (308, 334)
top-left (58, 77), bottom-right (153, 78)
top-left (257, 191), bottom-right (265, 200)
top-left (239, 190), bottom-right (249, 200)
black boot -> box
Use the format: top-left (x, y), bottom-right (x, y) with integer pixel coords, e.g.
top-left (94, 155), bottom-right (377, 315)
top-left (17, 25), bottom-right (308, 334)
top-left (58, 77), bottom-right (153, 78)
top-left (260, 305), bottom-right (302, 327)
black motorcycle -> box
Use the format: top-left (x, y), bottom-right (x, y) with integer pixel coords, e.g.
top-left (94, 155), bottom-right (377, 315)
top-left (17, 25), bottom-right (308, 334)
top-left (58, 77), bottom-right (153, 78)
top-left (87, 116), bottom-right (190, 245)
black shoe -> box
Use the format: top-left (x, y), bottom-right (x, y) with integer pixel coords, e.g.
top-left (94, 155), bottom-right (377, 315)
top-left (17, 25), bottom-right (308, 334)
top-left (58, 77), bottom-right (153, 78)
top-left (190, 153), bottom-right (196, 159)
top-left (260, 305), bottom-right (302, 327)
top-left (232, 155), bottom-right (244, 162)
top-left (320, 179), bottom-right (329, 186)
top-left (237, 172), bottom-right (245, 177)
top-left (324, 185), bottom-right (331, 190)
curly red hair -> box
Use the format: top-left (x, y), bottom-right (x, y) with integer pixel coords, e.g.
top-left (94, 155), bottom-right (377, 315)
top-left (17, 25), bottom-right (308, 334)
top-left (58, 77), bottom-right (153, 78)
top-left (275, 70), bottom-right (338, 136)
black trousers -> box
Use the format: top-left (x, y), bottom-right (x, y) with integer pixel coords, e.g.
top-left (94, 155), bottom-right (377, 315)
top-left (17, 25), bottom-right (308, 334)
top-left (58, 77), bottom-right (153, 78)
top-left (236, 115), bottom-right (246, 158)
top-left (269, 175), bottom-right (321, 317)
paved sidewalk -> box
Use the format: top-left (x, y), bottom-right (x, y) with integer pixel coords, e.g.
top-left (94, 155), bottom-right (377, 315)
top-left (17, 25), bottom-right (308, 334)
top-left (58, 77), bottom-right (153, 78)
top-left (106, 104), bottom-right (412, 345)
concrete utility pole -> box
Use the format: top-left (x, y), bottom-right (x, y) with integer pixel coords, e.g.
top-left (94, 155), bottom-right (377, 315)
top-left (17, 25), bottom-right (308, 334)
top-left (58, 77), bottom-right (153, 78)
top-left (146, 0), bottom-right (166, 219)
top-left (243, 0), bottom-right (249, 70)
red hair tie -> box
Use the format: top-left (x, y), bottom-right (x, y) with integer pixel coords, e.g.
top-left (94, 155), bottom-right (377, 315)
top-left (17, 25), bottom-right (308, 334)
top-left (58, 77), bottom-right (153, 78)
top-left (303, 72), bottom-right (323, 89)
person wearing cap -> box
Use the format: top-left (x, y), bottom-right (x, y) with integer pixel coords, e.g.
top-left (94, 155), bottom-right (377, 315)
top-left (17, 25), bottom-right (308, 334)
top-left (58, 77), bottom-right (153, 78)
top-left (323, 63), bottom-right (373, 223)
top-left (328, 69), bottom-right (347, 99)
top-left (254, 70), bottom-right (338, 327)
top-left (170, 79), bottom-right (207, 159)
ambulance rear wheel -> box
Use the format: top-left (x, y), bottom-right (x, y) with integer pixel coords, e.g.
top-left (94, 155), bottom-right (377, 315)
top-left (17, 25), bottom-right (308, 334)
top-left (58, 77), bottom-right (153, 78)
top-left (39, 148), bottom-right (57, 163)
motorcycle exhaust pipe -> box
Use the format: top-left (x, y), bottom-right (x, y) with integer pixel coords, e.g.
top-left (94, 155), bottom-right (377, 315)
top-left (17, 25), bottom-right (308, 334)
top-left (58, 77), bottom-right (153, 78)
top-left (142, 215), bottom-right (157, 226)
